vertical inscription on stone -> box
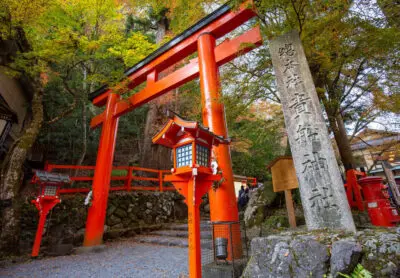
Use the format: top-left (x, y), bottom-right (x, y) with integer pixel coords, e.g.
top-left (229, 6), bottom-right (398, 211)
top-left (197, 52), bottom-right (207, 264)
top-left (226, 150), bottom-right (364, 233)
top-left (270, 31), bottom-right (355, 232)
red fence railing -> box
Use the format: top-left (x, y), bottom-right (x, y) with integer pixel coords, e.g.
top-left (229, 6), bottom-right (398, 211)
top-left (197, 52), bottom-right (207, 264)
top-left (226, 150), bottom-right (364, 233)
top-left (42, 163), bottom-right (257, 195)
top-left (44, 163), bottom-right (173, 194)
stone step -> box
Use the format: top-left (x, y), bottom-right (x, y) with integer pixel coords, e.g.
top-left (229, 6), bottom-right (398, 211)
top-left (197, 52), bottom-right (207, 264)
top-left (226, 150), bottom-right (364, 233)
top-left (134, 235), bottom-right (212, 249)
top-left (166, 223), bottom-right (211, 231)
top-left (149, 230), bottom-right (213, 239)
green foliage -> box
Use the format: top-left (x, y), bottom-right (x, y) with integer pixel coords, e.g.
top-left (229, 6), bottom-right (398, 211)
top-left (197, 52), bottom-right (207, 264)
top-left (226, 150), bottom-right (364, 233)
top-left (264, 215), bottom-right (289, 228)
top-left (338, 264), bottom-right (373, 278)
top-left (4, 0), bottom-right (156, 165)
top-left (254, 0), bottom-right (400, 132)
top-left (9, 0), bottom-right (396, 181)
top-left (0, 0), bottom-right (50, 40)
top-left (245, 181), bottom-right (276, 227)
top-left (128, 0), bottom-right (222, 34)
top-left (259, 181), bottom-right (277, 206)
top-left (230, 103), bottom-right (285, 180)
top-left (25, 0), bottom-right (155, 83)
top-left (111, 169), bottom-right (128, 177)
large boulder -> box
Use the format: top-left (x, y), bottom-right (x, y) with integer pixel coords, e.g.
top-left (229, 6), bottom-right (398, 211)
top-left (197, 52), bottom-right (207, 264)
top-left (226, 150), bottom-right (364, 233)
top-left (290, 236), bottom-right (330, 277)
top-left (244, 183), bottom-right (277, 227)
top-left (243, 229), bottom-right (400, 278)
top-left (243, 235), bottom-right (329, 278)
top-left (330, 239), bottom-right (362, 277)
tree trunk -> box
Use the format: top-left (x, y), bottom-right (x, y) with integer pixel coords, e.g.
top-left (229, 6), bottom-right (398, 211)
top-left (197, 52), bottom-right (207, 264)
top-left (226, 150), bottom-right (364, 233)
top-left (75, 99), bottom-right (87, 166)
top-left (140, 103), bottom-right (160, 168)
top-left (140, 17), bottom-right (172, 169)
top-left (75, 67), bottom-right (89, 166)
top-left (0, 82), bottom-right (43, 254)
top-left (313, 73), bottom-right (356, 172)
top-left (328, 112), bottom-right (355, 171)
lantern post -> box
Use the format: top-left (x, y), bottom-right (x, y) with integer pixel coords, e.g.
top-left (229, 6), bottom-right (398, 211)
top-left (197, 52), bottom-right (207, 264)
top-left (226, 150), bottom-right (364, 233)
top-left (31, 171), bottom-right (70, 257)
top-left (152, 112), bottom-right (227, 278)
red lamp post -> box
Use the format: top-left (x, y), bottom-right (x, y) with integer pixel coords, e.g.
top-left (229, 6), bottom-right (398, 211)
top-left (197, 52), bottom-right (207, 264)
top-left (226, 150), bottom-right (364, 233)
top-left (31, 171), bottom-right (70, 257)
top-left (152, 112), bottom-right (227, 278)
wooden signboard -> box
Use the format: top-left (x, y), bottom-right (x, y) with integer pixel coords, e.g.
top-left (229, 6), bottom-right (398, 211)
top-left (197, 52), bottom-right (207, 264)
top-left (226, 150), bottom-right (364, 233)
top-left (268, 156), bottom-right (299, 193)
top-left (267, 156), bottom-right (299, 228)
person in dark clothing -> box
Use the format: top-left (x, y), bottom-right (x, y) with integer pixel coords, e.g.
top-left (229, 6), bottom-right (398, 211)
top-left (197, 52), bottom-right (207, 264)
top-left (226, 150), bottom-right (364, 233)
top-left (244, 186), bottom-right (250, 205)
top-left (238, 185), bottom-right (251, 210)
top-left (239, 186), bottom-right (245, 198)
top-left (238, 186), bottom-right (245, 210)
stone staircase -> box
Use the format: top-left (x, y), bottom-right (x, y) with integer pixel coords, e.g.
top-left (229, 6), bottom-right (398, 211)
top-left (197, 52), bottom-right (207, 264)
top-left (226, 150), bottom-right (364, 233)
top-left (134, 222), bottom-right (213, 249)
top-left (134, 221), bottom-right (249, 277)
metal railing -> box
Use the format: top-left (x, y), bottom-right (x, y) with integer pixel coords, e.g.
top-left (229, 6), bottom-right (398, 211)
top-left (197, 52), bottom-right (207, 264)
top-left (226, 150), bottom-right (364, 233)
top-left (202, 221), bottom-right (249, 278)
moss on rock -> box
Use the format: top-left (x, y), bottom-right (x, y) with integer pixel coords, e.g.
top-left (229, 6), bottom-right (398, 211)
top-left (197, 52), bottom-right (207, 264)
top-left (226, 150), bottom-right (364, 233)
top-left (264, 215), bottom-right (290, 228)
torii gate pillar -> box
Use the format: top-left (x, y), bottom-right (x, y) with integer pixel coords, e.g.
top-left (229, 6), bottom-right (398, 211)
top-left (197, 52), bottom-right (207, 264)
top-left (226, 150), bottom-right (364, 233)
top-left (198, 33), bottom-right (242, 257)
top-left (84, 93), bottom-right (120, 246)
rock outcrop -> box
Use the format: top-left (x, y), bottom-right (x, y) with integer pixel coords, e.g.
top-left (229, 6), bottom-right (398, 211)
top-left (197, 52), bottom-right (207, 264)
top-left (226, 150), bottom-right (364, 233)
top-left (244, 183), bottom-right (277, 227)
top-left (330, 239), bottom-right (362, 277)
top-left (243, 229), bottom-right (400, 278)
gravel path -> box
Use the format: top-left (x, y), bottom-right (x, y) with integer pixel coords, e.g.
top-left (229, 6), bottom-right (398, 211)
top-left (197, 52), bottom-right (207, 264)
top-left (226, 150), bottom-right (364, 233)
top-left (0, 240), bottom-right (188, 278)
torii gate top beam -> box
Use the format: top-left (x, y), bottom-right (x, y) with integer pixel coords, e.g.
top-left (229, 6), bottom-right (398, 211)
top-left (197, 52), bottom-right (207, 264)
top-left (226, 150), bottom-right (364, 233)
top-left (88, 3), bottom-right (234, 102)
top-left (89, 1), bottom-right (261, 128)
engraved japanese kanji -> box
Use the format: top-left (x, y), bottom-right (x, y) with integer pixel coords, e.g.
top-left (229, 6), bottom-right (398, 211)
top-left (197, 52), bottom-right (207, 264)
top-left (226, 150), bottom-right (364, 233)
top-left (289, 92), bottom-right (311, 118)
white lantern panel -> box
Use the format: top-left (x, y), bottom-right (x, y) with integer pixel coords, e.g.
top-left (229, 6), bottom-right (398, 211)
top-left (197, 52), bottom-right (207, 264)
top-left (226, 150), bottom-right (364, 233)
top-left (176, 144), bottom-right (192, 167)
top-left (44, 185), bottom-right (57, 196)
top-left (196, 144), bottom-right (210, 167)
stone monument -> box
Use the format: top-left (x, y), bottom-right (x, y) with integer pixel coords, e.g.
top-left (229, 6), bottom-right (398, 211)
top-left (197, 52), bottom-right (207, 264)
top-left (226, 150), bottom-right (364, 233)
top-left (269, 31), bottom-right (356, 232)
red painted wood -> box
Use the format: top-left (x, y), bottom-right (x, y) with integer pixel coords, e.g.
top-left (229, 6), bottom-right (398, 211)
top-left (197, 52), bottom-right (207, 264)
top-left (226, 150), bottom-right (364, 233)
top-left (84, 93), bottom-right (120, 247)
top-left (92, 5), bottom-right (256, 107)
top-left (90, 26), bottom-right (262, 128)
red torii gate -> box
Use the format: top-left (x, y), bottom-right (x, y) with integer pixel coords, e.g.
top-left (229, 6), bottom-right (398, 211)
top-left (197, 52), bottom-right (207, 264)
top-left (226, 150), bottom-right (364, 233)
top-left (84, 1), bottom-right (262, 247)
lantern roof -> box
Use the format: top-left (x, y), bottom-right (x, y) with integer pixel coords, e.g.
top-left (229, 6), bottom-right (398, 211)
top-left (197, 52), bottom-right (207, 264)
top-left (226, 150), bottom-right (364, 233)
top-left (152, 111), bottom-right (229, 148)
top-left (35, 170), bottom-right (71, 183)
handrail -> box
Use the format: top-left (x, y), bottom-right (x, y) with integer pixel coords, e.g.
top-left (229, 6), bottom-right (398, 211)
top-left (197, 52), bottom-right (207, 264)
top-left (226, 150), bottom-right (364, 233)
top-left (42, 162), bottom-right (257, 194)
top-left (44, 162), bottom-right (175, 194)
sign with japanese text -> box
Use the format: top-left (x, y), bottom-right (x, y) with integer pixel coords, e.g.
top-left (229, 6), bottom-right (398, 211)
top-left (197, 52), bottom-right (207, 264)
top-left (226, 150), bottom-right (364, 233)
top-left (269, 31), bottom-right (355, 232)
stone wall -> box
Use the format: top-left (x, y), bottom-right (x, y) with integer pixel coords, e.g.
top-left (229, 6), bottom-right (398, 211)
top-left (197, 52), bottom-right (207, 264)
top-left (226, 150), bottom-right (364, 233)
top-left (242, 229), bottom-right (400, 278)
top-left (18, 191), bottom-right (187, 255)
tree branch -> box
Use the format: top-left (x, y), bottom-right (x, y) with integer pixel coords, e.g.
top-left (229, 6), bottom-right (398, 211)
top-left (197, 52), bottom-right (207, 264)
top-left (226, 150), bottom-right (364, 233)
top-left (45, 98), bottom-right (77, 125)
top-left (290, 0), bottom-right (305, 34)
top-left (367, 141), bottom-right (400, 173)
top-left (340, 59), bottom-right (367, 103)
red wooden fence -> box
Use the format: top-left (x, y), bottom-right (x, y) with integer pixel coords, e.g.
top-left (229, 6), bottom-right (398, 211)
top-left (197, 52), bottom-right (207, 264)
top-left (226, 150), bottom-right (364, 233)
top-left (44, 163), bottom-right (174, 194)
top-left (42, 162), bottom-right (257, 195)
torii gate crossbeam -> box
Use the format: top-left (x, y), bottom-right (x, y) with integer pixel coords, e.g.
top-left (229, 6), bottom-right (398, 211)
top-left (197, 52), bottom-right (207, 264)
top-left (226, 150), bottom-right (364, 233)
top-left (84, 1), bottom-right (262, 249)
